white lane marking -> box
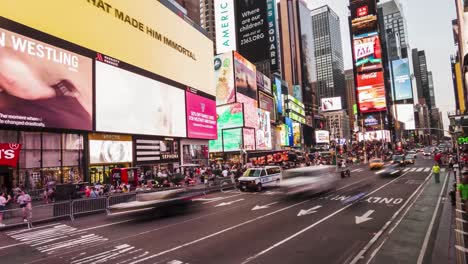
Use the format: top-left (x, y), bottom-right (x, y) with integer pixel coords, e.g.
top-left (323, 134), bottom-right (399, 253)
top-left (241, 171), bottom-right (413, 264)
top-left (127, 199), bottom-right (312, 264)
top-left (441, 168), bottom-right (446, 172)
top-left (417, 170), bottom-right (449, 264)
top-left (81, 219), bottom-right (136, 232)
top-left (167, 261), bottom-right (184, 264)
top-left (192, 197), bottom-right (224, 202)
top-left (455, 245), bottom-right (468, 253)
top-left (351, 172), bottom-right (433, 264)
top-left (214, 199), bottom-right (245, 207)
top-left (424, 168), bottom-right (430, 172)
top-left (203, 193), bottom-right (244, 204)
top-left (403, 168), bottom-right (410, 172)
top-left (297, 205), bottom-right (322, 216)
top-left (416, 168), bottom-right (424, 172)
top-left (351, 168), bottom-right (362, 172)
top-left (410, 168), bottom-right (417, 172)
top-left (5, 223), bottom-right (63, 236)
top-left (252, 202), bottom-right (279, 211)
top-left (355, 210), bottom-right (375, 225)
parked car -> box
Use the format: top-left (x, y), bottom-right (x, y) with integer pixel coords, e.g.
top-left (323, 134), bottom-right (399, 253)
top-left (238, 166), bottom-right (282, 192)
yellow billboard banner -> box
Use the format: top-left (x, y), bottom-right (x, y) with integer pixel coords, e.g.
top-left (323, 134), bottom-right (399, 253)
top-left (0, 0), bottom-right (215, 95)
top-left (455, 62), bottom-right (466, 113)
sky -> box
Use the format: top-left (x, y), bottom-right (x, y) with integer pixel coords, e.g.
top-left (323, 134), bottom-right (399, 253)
top-left (306, 0), bottom-right (457, 131)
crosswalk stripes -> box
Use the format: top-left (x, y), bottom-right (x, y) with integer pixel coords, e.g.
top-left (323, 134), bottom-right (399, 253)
top-left (416, 168), bottom-right (424, 172)
top-left (410, 168), bottom-right (417, 172)
top-left (403, 168), bottom-right (410, 172)
top-left (351, 168), bottom-right (364, 172)
top-left (424, 168), bottom-right (431, 172)
top-left (441, 168), bottom-right (446, 172)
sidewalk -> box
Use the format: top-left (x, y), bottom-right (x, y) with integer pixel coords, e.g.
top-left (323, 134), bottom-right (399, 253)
top-left (370, 169), bottom-right (453, 264)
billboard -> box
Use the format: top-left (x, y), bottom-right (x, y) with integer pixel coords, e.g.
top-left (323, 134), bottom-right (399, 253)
top-left (214, 52), bottom-right (236, 105)
top-left (96, 61), bottom-right (186, 137)
top-left (259, 92), bottom-right (276, 121)
top-left (235, 0), bottom-right (269, 63)
top-left (222, 128), bottom-right (242, 152)
top-left (357, 130), bottom-right (391, 142)
top-left (364, 115), bottom-right (379, 126)
top-left (350, 0), bottom-right (378, 35)
top-left (237, 93), bottom-right (258, 128)
top-left (285, 117), bottom-right (294, 147)
top-left (0, 1), bottom-right (215, 96)
top-left (315, 130), bottom-right (330, 144)
top-left (89, 134), bottom-right (133, 164)
top-left (214, 0), bottom-right (237, 54)
top-left (256, 71), bottom-right (272, 94)
top-left (273, 77), bottom-right (283, 114)
top-left (278, 125), bottom-right (288, 146)
top-left (0, 28), bottom-right (92, 130)
top-left (209, 130), bottom-right (223, 152)
top-left (321, 97), bottom-right (343, 111)
top-left (0, 143), bottom-right (22, 168)
top-left (217, 102), bottom-right (244, 129)
top-left (243, 128), bottom-right (256, 151)
top-left (234, 52), bottom-right (257, 100)
top-left (266, 0), bottom-right (279, 71)
top-left (357, 71), bottom-right (386, 113)
top-left (353, 32), bottom-right (382, 73)
top-left (256, 109), bottom-right (272, 150)
top-left (293, 85), bottom-right (303, 103)
top-left (392, 58), bottom-right (413, 101)
top-left (293, 123), bottom-right (301, 147)
top-left (185, 91), bottom-right (217, 139)
top-left (395, 104), bottom-right (416, 130)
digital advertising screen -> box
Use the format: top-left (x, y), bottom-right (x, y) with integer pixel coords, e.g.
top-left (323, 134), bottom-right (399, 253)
top-left (89, 139), bottom-right (133, 164)
top-left (392, 58), bottom-right (413, 101)
top-left (235, 0), bottom-right (269, 63)
top-left (256, 71), bottom-right (272, 94)
top-left (321, 97), bottom-right (343, 111)
top-left (96, 61), bottom-right (186, 137)
top-left (395, 104), bottom-right (416, 130)
top-left (234, 52), bottom-right (257, 101)
top-left (237, 93), bottom-right (258, 128)
top-left (315, 130), bottom-right (330, 144)
top-left (259, 92), bottom-right (276, 121)
top-left (256, 109), bottom-right (272, 150)
top-left (214, 0), bottom-right (236, 54)
top-left (350, 0), bottom-right (378, 34)
top-left (285, 117), bottom-right (294, 147)
top-left (186, 91), bottom-right (217, 140)
top-left (214, 52), bottom-right (236, 105)
top-left (273, 77), bottom-right (283, 114)
top-left (353, 32), bottom-right (382, 73)
top-left (0, 28), bottom-right (93, 130)
top-left (357, 71), bottom-right (387, 113)
top-left (217, 102), bottom-right (244, 129)
top-left (357, 130), bottom-right (391, 142)
top-left (222, 128), bottom-right (242, 152)
top-left (293, 122), bottom-right (301, 147)
top-left (243, 128), bottom-right (256, 151)
top-left (278, 124), bottom-right (289, 146)
top-left (208, 130), bottom-right (223, 152)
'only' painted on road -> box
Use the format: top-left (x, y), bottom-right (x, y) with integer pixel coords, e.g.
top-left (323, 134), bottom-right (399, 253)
top-left (323, 195), bottom-right (404, 205)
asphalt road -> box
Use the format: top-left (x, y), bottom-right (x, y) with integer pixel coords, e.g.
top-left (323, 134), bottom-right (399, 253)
top-left (0, 155), bottom-right (439, 264)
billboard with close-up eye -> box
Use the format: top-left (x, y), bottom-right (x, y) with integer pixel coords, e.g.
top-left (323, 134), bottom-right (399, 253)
top-left (89, 134), bottom-right (133, 164)
top-left (96, 61), bottom-right (186, 137)
top-left (214, 52), bottom-right (236, 105)
top-left (353, 32), bottom-right (382, 73)
top-left (234, 52), bottom-right (257, 100)
top-left (0, 27), bottom-right (92, 130)
top-left (185, 91), bottom-right (217, 140)
top-left (321, 97), bottom-right (342, 112)
top-left (356, 71), bottom-right (387, 113)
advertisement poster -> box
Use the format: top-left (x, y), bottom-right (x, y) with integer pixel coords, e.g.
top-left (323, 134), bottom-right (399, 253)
top-left (0, 28), bottom-right (92, 130)
top-left (243, 128), bottom-right (256, 151)
top-left (357, 130), bottom-right (391, 143)
top-left (392, 58), bottom-right (413, 101)
top-left (273, 77), bottom-right (283, 114)
top-left (395, 104), bottom-right (416, 130)
top-left (315, 130), bottom-right (330, 144)
top-left (217, 102), bottom-right (244, 129)
top-left (285, 117), bottom-right (294, 147)
top-left (96, 61), bottom-right (186, 137)
top-left (214, 0), bottom-right (236, 54)
top-left (235, 0), bottom-right (269, 63)
top-left (214, 53), bottom-right (236, 105)
top-left (293, 85), bottom-right (303, 103)
top-left (353, 32), bottom-right (382, 73)
top-left (293, 123), bottom-right (301, 147)
top-left (321, 97), bottom-right (342, 111)
top-left (256, 71), bottom-right (272, 94)
top-left (259, 92), bottom-right (276, 121)
top-left (209, 130), bottom-right (223, 152)
top-left (186, 91), bottom-right (217, 140)
top-left (350, 0), bottom-right (377, 34)
top-left (256, 109), bottom-right (272, 150)
top-left (364, 115), bottom-right (379, 126)
top-left (278, 124), bottom-right (289, 146)
top-left (0, 143), bottom-right (22, 167)
top-left (357, 71), bottom-right (387, 113)
top-left (234, 52), bottom-right (257, 100)
top-left (237, 93), bottom-right (258, 128)
top-left (89, 139), bottom-right (133, 164)
top-left (222, 128), bottom-right (242, 152)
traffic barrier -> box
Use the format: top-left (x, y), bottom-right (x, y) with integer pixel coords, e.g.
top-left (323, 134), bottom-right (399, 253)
top-left (71, 197), bottom-right (107, 220)
top-left (1, 207), bottom-right (26, 227)
top-left (108, 193), bottom-right (137, 207)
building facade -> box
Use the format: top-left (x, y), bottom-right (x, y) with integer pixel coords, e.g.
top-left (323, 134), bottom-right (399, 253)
top-left (427, 71), bottom-right (436, 109)
top-left (344, 69), bottom-right (356, 130)
top-left (311, 5), bottom-right (346, 110)
top-left (379, 0), bottom-right (409, 59)
top-left (200, 0), bottom-right (216, 47)
top-left (322, 110), bottom-right (350, 141)
top-left (412, 49), bottom-right (430, 107)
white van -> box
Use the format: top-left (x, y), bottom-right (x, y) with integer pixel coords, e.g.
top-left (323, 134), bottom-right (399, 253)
top-left (238, 166), bottom-right (282, 192)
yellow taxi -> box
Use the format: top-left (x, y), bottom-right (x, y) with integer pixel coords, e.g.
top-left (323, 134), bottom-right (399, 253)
top-left (369, 158), bottom-right (385, 170)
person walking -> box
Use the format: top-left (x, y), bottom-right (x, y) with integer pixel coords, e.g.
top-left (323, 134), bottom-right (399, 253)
top-left (0, 191), bottom-right (10, 227)
top-left (432, 163), bottom-right (441, 184)
top-left (17, 190), bottom-right (32, 222)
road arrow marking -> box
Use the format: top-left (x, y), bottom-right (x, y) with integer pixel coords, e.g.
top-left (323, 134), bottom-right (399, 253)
top-left (251, 202), bottom-right (278, 211)
top-left (355, 210), bottom-right (375, 224)
top-left (215, 199), bottom-right (244, 207)
top-left (297, 205), bottom-right (322, 216)
top-left (192, 197), bottom-right (223, 202)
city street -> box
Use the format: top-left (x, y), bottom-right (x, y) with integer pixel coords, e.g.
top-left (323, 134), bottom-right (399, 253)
top-left (0, 156), bottom-right (442, 264)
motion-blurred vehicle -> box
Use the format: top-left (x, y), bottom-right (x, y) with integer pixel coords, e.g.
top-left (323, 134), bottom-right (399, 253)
top-left (280, 166), bottom-right (339, 195)
top-left (376, 164), bottom-right (403, 177)
top-left (423, 147), bottom-right (432, 156)
top-left (238, 166), bottom-right (282, 192)
top-left (391, 155), bottom-right (406, 166)
top-left (369, 158), bottom-right (385, 170)
top-left (405, 154), bottom-right (416, 164)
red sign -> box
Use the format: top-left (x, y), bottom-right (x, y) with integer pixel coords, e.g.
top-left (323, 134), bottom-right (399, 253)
top-left (357, 6), bottom-right (368, 17)
top-left (357, 71), bottom-right (387, 113)
top-left (0, 143), bottom-right (22, 167)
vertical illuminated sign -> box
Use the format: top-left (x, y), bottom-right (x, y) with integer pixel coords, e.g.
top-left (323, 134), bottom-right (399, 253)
top-left (215, 0), bottom-right (237, 54)
top-left (266, 0), bottom-right (279, 71)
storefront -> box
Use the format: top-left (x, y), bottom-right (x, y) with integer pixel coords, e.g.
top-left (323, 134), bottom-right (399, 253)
top-left (180, 139), bottom-right (209, 166)
top-left (0, 130), bottom-right (85, 191)
top-left (134, 136), bottom-right (180, 178)
top-left (88, 133), bottom-right (133, 184)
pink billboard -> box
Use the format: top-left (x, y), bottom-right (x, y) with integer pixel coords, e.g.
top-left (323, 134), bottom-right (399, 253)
top-left (186, 91), bottom-right (217, 139)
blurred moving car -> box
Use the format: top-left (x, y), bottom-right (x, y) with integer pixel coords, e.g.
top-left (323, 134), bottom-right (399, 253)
top-left (376, 164), bottom-right (403, 177)
top-left (423, 147), bottom-right (432, 156)
top-left (238, 166), bottom-right (282, 192)
top-left (280, 166), bottom-right (338, 195)
top-left (392, 155), bottom-right (406, 165)
top-left (369, 158), bottom-right (385, 170)
top-left (405, 154), bottom-right (416, 164)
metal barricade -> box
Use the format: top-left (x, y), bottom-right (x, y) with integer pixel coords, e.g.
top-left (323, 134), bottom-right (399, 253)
top-left (1, 207), bottom-right (26, 227)
top-left (71, 197), bottom-right (107, 220)
top-left (107, 193), bottom-right (137, 207)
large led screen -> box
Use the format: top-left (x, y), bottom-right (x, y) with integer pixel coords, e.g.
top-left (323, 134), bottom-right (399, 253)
top-left (357, 130), bottom-right (391, 143)
top-left (186, 91), bottom-right (217, 139)
top-left (90, 140), bottom-right (132, 164)
top-left (223, 128), bottom-right (242, 152)
top-left (353, 32), bottom-right (382, 73)
top-left (96, 61), bottom-right (186, 137)
top-left (315, 130), bottom-right (330, 144)
top-left (256, 109), bottom-right (272, 150)
top-left (357, 71), bottom-right (387, 113)
top-left (209, 130), bottom-right (223, 153)
top-left (293, 122), bottom-right (301, 147)
top-left (0, 28), bottom-right (92, 130)
top-left (243, 128), bottom-right (256, 151)
top-left (234, 52), bottom-right (257, 100)
top-left (259, 92), bottom-right (276, 121)
top-left (237, 93), bottom-right (258, 128)
top-left (217, 102), bottom-right (244, 129)
top-left (273, 77), bottom-right (283, 114)
top-left (392, 59), bottom-right (413, 101)
top-left (214, 53), bottom-right (235, 105)
top-left (395, 104), bottom-right (416, 130)
top-left (321, 97), bottom-right (343, 111)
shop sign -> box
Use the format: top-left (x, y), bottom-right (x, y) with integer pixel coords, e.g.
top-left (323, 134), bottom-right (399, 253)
top-left (0, 143), bottom-right (22, 168)
top-left (89, 133), bottom-right (132, 141)
top-left (161, 154), bottom-right (179, 160)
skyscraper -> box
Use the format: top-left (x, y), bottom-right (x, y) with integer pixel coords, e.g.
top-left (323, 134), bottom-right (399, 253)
top-left (311, 5), bottom-right (346, 110)
top-left (379, 0), bottom-right (409, 59)
top-left (412, 49), bottom-right (430, 107)
top-left (345, 69), bottom-right (356, 129)
top-left (173, 0), bottom-right (201, 25)
top-left (427, 71), bottom-right (436, 108)
top-left (200, 0), bottom-right (216, 47)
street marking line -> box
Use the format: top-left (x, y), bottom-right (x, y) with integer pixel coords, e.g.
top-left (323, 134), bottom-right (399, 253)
top-left (416, 168), bottom-right (424, 172)
top-left (424, 168), bottom-right (430, 172)
top-left (456, 245), bottom-right (468, 253)
top-left (410, 168), bottom-right (417, 172)
top-left (441, 168), bottom-right (446, 172)
top-left (5, 223), bottom-right (63, 236)
top-left (351, 169), bottom-right (362, 172)
top-left (241, 171), bottom-right (414, 264)
top-left (403, 168), bottom-right (410, 172)
top-left (202, 193), bottom-right (244, 204)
